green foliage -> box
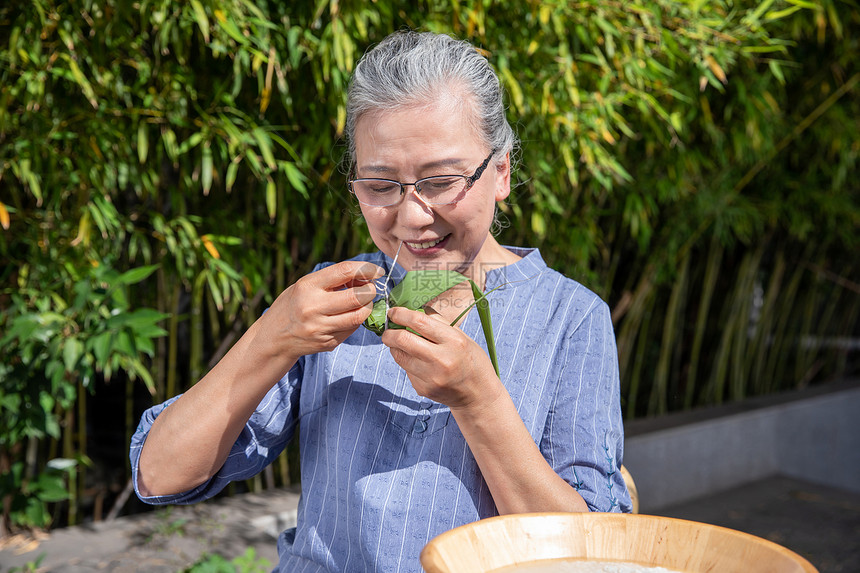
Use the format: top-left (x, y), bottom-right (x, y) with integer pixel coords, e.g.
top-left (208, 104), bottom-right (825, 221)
top-left (148, 505), bottom-right (190, 540)
top-left (185, 547), bottom-right (272, 573)
top-left (7, 553), bottom-right (46, 573)
top-left (0, 260), bottom-right (166, 531)
top-left (0, 0), bottom-right (856, 532)
top-left (2, 263), bottom-right (167, 395)
top-left (0, 458), bottom-right (75, 530)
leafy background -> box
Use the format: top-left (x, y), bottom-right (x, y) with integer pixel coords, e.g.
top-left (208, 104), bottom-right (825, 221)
top-left (1, 0), bottom-right (857, 535)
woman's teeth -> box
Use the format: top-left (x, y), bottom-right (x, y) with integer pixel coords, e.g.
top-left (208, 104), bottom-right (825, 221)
top-left (406, 237), bottom-right (444, 249)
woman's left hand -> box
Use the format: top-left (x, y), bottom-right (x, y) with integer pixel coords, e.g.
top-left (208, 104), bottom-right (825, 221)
top-left (383, 305), bottom-right (590, 515)
top-left (380, 306), bottom-right (502, 409)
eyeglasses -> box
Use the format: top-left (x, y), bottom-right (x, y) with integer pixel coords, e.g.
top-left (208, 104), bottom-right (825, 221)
top-left (349, 149), bottom-right (497, 207)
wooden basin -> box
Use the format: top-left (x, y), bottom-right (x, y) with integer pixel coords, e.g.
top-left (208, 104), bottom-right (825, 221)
top-left (420, 512), bottom-right (818, 573)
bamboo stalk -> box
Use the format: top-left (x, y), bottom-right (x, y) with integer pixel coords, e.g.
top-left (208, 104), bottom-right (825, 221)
top-left (77, 381), bottom-right (87, 520)
top-left (166, 282), bottom-right (180, 397)
top-left (731, 245), bottom-right (765, 402)
top-left (624, 290), bottom-right (656, 419)
top-left (616, 263), bottom-right (657, 384)
top-left (1, 447), bottom-right (10, 537)
top-left (809, 275), bottom-right (842, 383)
top-left (155, 267), bottom-right (168, 403)
top-left (278, 449), bottom-right (291, 487)
top-left (764, 258), bottom-right (805, 392)
top-left (707, 251), bottom-right (750, 405)
top-left (332, 209), bottom-right (350, 263)
top-left (63, 409), bottom-right (77, 526)
top-left (207, 288), bottom-right (220, 343)
top-left (276, 178), bottom-right (288, 294)
top-left (795, 272), bottom-right (823, 386)
top-left (25, 437), bottom-right (38, 479)
top-left (684, 237), bottom-right (723, 409)
top-left (190, 272), bottom-right (207, 385)
top-left (649, 254), bottom-right (689, 415)
top-left (125, 376), bottom-right (134, 481)
top-left (748, 250), bottom-right (785, 395)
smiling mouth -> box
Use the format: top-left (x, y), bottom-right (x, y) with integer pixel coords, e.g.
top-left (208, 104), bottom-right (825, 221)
top-left (405, 236), bottom-right (447, 250)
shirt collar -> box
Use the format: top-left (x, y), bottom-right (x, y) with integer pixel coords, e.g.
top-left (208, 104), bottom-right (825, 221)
top-left (484, 247), bottom-right (547, 290)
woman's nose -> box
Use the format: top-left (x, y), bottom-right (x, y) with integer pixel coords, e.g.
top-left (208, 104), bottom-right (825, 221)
top-left (396, 184), bottom-right (436, 226)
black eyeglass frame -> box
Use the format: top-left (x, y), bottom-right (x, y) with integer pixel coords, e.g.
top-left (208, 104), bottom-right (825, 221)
top-left (348, 149), bottom-right (498, 207)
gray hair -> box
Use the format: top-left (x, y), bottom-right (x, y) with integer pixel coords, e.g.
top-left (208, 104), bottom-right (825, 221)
top-left (345, 31), bottom-right (517, 168)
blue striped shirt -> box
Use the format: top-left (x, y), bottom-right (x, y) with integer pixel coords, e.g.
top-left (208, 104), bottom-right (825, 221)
top-left (130, 247), bottom-right (630, 572)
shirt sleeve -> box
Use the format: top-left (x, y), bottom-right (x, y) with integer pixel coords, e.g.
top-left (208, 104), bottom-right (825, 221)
top-left (540, 298), bottom-right (632, 513)
top-left (129, 358), bottom-right (304, 506)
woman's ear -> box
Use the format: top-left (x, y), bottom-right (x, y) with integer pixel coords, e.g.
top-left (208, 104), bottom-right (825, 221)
top-left (493, 152), bottom-right (512, 203)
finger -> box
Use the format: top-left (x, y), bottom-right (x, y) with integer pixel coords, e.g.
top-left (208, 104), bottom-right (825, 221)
top-left (322, 282), bottom-right (379, 317)
top-left (383, 332), bottom-right (432, 374)
top-left (386, 307), bottom-right (450, 343)
top-left (309, 261), bottom-right (384, 291)
top-left (381, 318), bottom-right (442, 363)
top-left (329, 296), bottom-right (377, 329)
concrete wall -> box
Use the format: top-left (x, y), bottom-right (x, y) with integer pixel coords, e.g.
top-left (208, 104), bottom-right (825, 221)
top-left (622, 380), bottom-right (860, 512)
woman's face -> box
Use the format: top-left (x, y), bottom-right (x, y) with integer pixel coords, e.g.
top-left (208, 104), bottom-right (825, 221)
top-left (353, 97), bottom-right (511, 278)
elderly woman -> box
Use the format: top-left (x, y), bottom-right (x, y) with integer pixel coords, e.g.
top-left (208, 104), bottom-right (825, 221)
top-left (131, 31), bottom-right (630, 572)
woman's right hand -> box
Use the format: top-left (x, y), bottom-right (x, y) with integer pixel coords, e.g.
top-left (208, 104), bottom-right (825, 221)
top-left (137, 260), bottom-right (382, 497)
top-left (257, 261), bottom-right (383, 362)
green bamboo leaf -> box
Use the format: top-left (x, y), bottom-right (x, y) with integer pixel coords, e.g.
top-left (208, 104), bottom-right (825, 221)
top-left (206, 271), bottom-right (224, 311)
top-left (116, 264), bottom-right (160, 285)
top-left (176, 216), bottom-right (200, 242)
top-left (225, 160), bottom-right (239, 192)
top-left (137, 122), bottom-right (148, 163)
top-left (364, 300), bottom-right (389, 335)
top-left (768, 60), bottom-right (785, 84)
top-left (363, 270), bottom-right (468, 335)
top-left (389, 270), bottom-right (468, 309)
top-left (282, 162), bottom-right (308, 198)
top-left (745, 0), bottom-right (778, 24)
top-left (470, 279), bottom-right (499, 378)
top-left (765, 5), bottom-right (803, 20)
top-left (254, 128), bottom-right (276, 169)
top-left (91, 331), bottom-right (112, 366)
top-left (35, 472), bottom-right (71, 502)
top-left (178, 132), bottom-right (204, 155)
top-left (162, 128), bottom-right (178, 161)
top-left (116, 329), bottom-right (137, 357)
top-left (123, 308), bottom-right (170, 329)
top-left (210, 256), bottom-right (242, 280)
top-left (741, 44), bottom-right (790, 54)
top-left (190, 0), bottom-right (210, 43)
top-left (18, 159), bottom-right (43, 205)
top-left (217, 13), bottom-right (248, 45)
top-left (269, 132), bottom-right (301, 162)
top-left (63, 337), bottom-right (84, 372)
top-left (500, 66), bottom-right (524, 112)
top-left (63, 55), bottom-right (98, 109)
top-left (135, 332), bottom-right (156, 357)
top-left (531, 211), bottom-right (547, 237)
top-left (245, 150), bottom-right (262, 174)
top-left (129, 358), bottom-right (156, 395)
top-left (202, 145), bottom-right (213, 195)
top-left (265, 178), bottom-right (276, 221)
